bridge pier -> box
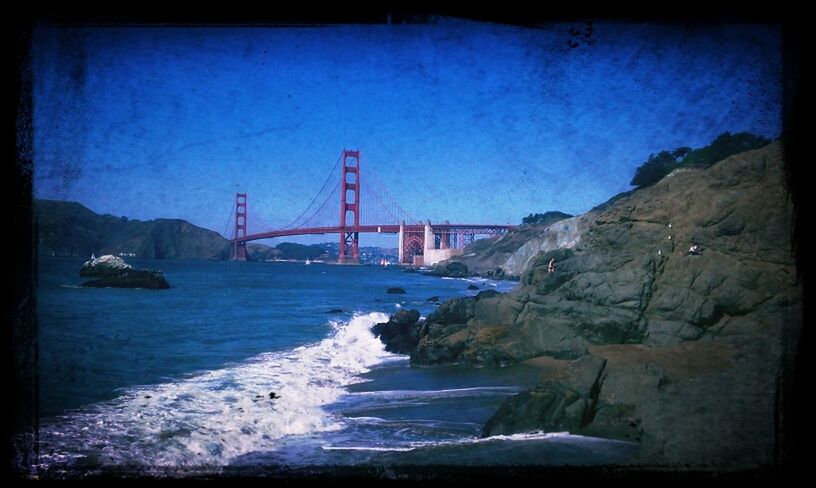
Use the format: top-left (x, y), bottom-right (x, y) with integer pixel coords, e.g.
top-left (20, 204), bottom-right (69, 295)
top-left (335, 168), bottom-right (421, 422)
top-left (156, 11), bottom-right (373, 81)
top-left (232, 192), bottom-right (249, 261)
top-left (338, 149), bottom-right (360, 264)
top-left (398, 221), bottom-right (405, 264)
top-left (420, 219), bottom-right (466, 267)
top-left (423, 220), bottom-right (433, 255)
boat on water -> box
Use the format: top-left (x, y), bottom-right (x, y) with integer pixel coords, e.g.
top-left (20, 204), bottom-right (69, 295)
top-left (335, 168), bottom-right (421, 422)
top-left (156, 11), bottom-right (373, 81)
top-left (379, 258), bottom-right (390, 267)
top-left (305, 259), bottom-right (311, 265)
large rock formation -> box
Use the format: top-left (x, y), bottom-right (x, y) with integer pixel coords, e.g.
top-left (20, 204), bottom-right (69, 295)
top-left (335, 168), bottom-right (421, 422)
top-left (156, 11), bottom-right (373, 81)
top-left (371, 310), bottom-right (422, 354)
top-left (81, 270), bottom-right (171, 290)
top-left (79, 255), bottom-right (170, 289)
top-left (414, 142), bottom-right (798, 364)
top-left (409, 142), bottom-right (801, 467)
top-left (424, 261), bottom-right (472, 278)
top-left (429, 213), bottom-right (587, 279)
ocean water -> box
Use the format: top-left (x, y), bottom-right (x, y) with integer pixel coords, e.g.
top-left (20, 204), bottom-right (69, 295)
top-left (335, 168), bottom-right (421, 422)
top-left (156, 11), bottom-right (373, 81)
top-left (34, 257), bottom-right (637, 476)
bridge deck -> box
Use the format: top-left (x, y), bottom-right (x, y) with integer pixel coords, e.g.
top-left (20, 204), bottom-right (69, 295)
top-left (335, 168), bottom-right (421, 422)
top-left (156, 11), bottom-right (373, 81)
top-left (239, 224), bottom-right (513, 243)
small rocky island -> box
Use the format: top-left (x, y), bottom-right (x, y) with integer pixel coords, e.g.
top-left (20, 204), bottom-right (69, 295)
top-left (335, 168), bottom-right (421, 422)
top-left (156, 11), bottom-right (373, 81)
top-left (79, 255), bottom-right (170, 289)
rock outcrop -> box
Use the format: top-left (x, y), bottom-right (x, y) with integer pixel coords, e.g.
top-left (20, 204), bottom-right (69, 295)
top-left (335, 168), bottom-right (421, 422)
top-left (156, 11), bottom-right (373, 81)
top-left (371, 310), bottom-right (422, 354)
top-left (79, 255), bottom-right (133, 277)
top-left (79, 255), bottom-right (170, 289)
top-left (82, 270), bottom-right (171, 289)
top-left (483, 355), bottom-right (607, 436)
top-left (429, 214), bottom-right (589, 279)
top-left (409, 142), bottom-right (801, 467)
top-left (424, 261), bottom-right (471, 278)
top-left (414, 142), bottom-right (798, 365)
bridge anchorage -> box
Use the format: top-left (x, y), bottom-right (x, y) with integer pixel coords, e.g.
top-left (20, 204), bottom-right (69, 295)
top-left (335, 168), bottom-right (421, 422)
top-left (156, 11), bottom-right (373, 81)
top-left (230, 149), bottom-right (514, 265)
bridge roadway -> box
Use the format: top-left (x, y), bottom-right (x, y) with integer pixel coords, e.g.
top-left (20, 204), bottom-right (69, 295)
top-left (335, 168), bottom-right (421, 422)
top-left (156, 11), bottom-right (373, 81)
top-left (239, 224), bottom-right (512, 243)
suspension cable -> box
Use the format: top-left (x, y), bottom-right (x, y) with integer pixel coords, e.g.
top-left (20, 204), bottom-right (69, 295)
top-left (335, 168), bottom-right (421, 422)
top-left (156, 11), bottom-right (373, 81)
top-left (300, 179), bottom-right (341, 228)
top-left (222, 199), bottom-right (235, 238)
top-left (282, 151), bottom-right (344, 229)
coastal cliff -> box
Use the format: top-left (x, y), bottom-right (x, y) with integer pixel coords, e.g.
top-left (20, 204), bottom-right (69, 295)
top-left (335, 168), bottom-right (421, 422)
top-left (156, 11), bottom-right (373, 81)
top-left (429, 213), bottom-right (585, 279)
top-left (399, 142), bottom-right (801, 467)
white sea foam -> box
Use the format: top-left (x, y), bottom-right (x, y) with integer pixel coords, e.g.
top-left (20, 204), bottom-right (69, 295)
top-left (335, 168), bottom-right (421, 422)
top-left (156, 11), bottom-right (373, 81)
top-left (319, 431), bottom-right (578, 452)
top-left (321, 446), bottom-right (416, 452)
top-left (38, 312), bottom-right (394, 468)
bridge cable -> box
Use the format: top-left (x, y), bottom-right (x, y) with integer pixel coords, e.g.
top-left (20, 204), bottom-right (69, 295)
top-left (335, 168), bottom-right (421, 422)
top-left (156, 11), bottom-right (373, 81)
top-left (299, 179), bottom-right (341, 228)
top-left (222, 200), bottom-right (235, 239)
top-left (365, 170), bottom-right (419, 224)
top-left (282, 151), bottom-right (344, 230)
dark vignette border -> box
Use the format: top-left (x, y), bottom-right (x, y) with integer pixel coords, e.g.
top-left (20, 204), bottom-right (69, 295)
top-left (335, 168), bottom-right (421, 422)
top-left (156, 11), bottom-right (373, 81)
top-left (6, 2), bottom-right (811, 483)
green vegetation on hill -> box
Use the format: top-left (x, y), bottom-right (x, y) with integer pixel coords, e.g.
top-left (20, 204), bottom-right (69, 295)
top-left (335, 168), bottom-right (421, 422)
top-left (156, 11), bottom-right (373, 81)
top-left (35, 199), bottom-right (308, 261)
top-left (630, 131), bottom-right (771, 188)
top-left (521, 211), bottom-right (574, 226)
top-left (35, 200), bottom-right (232, 260)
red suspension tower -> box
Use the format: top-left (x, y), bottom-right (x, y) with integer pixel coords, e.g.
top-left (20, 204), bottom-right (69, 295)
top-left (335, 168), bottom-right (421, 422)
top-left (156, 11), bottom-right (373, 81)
top-left (233, 192), bottom-right (248, 260)
top-left (339, 149), bottom-right (360, 264)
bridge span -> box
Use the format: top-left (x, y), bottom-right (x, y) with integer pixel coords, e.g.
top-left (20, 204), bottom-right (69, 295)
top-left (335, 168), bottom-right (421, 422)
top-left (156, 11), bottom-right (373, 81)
top-left (231, 150), bottom-right (514, 265)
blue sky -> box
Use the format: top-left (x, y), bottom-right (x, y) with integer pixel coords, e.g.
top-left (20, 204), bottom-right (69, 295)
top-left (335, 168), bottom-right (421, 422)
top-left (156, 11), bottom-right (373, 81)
top-left (32, 20), bottom-right (782, 246)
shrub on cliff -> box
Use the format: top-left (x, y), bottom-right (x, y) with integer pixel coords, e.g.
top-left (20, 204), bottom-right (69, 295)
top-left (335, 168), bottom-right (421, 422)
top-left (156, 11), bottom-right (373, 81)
top-left (521, 211), bottom-right (573, 226)
top-left (682, 132), bottom-right (771, 169)
top-left (630, 131), bottom-right (771, 188)
top-left (630, 148), bottom-right (690, 188)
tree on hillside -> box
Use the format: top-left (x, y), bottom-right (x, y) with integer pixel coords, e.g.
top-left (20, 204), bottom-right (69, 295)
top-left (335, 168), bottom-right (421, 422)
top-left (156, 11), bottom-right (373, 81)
top-left (682, 132), bottom-right (771, 168)
top-left (630, 149), bottom-right (686, 188)
top-left (522, 211), bottom-right (574, 226)
top-left (629, 132), bottom-right (771, 188)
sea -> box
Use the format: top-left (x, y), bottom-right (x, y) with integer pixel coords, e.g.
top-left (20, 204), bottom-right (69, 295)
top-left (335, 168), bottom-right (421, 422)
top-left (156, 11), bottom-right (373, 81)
top-left (33, 257), bottom-right (638, 477)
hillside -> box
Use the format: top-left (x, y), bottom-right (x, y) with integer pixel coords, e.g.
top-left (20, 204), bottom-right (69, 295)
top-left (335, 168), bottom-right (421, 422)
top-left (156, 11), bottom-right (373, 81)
top-left (34, 200), bottom-right (231, 260)
top-left (35, 200), bottom-right (317, 261)
top-left (403, 141), bottom-right (801, 467)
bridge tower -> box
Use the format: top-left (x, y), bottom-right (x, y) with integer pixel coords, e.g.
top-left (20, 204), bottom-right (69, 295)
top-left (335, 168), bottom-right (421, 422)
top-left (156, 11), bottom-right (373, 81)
top-left (339, 149), bottom-right (361, 263)
top-left (233, 192), bottom-right (248, 261)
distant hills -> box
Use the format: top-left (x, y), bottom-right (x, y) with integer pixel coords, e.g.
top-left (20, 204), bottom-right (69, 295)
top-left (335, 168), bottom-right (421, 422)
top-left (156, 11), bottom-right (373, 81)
top-left (33, 199), bottom-right (397, 263)
top-left (35, 199), bottom-right (232, 260)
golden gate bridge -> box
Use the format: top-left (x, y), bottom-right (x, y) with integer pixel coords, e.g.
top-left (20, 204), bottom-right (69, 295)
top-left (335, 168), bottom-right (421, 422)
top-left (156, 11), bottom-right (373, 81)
top-left (228, 149), bottom-right (514, 265)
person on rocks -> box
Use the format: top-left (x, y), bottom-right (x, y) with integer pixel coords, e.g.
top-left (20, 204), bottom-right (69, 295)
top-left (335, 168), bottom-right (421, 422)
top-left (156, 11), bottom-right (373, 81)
top-left (547, 258), bottom-right (556, 273)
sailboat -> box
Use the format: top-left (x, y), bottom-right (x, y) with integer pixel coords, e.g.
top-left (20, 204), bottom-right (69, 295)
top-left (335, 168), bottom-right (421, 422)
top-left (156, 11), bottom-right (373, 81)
top-left (305, 258), bottom-right (311, 265)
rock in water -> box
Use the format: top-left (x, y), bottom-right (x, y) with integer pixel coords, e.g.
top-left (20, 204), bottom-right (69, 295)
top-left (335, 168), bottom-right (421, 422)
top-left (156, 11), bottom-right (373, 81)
top-left (79, 255), bottom-right (133, 277)
top-left (371, 309), bottom-right (421, 354)
top-left (82, 269), bottom-right (170, 289)
top-left (425, 261), bottom-right (470, 278)
top-left (467, 284), bottom-right (479, 290)
top-left (79, 255), bottom-right (170, 289)
top-left (386, 287), bottom-right (406, 294)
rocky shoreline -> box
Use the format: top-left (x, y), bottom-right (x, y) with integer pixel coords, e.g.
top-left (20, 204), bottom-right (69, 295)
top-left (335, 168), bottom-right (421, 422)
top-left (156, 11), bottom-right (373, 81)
top-left (372, 142), bottom-right (801, 468)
